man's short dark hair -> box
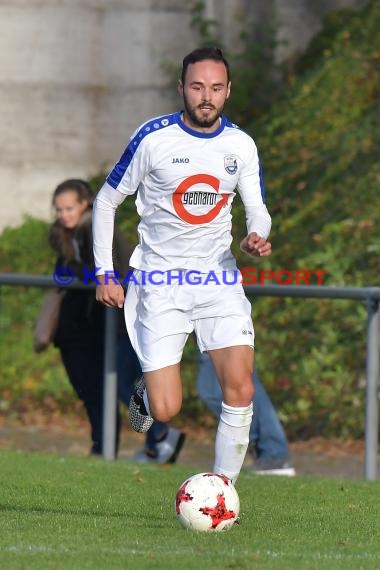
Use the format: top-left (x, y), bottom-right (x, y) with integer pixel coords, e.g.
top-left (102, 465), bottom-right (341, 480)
top-left (181, 47), bottom-right (230, 85)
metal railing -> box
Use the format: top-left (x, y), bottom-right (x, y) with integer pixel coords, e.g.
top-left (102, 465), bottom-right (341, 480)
top-left (0, 273), bottom-right (379, 480)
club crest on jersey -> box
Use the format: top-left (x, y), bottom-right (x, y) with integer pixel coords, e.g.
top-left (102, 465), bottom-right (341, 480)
top-left (224, 155), bottom-right (237, 175)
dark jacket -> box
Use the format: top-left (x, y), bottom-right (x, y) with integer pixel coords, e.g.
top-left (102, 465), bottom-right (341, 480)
top-left (53, 210), bottom-right (132, 349)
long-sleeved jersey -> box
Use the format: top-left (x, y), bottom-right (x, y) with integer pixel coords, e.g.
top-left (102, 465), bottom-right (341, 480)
top-left (93, 111), bottom-right (271, 274)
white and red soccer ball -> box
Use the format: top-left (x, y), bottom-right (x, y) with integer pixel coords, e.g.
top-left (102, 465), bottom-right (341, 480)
top-left (175, 472), bottom-right (240, 532)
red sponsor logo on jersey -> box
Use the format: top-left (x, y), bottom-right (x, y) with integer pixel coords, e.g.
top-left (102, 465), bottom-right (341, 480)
top-left (172, 174), bottom-right (228, 224)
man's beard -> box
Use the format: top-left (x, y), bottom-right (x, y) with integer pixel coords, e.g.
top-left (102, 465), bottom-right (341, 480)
top-left (183, 95), bottom-right (223, 129)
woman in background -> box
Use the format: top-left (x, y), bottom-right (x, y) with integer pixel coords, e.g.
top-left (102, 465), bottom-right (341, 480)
top-left (49, 178), bottom-right (123, 455)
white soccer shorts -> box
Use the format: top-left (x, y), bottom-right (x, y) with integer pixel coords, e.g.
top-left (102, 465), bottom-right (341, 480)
top-left (124, 269), bottom-right (254, 372)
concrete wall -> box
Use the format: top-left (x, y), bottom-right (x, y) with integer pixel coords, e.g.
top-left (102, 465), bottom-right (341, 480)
top-left (0, 0), bottom-right (369, 231)
top-left (0, 0), bottom-right (194, 229)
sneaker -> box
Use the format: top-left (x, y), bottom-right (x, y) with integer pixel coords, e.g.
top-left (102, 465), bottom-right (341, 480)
top-left (129, 376), bottom-right (154, 433)
top-left (251, 459), bottom-right (296, 477)
top-left (130, 428), bottom-right (186, 465)
top-left (155, 428), bottom-right (186, 464)
top-left (129, 449), bottom-right (159, 464)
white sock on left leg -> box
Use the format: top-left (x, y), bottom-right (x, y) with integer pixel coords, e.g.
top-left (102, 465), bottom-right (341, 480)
top-left (213, 401), bottom-right (253, 484)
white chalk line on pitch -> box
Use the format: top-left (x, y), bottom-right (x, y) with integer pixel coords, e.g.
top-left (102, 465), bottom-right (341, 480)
top-left (1, 545), bottom-right (380, 561)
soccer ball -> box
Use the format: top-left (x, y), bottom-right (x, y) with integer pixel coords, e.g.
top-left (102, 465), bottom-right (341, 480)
top-left (175, 472), bottom-right (240, 532)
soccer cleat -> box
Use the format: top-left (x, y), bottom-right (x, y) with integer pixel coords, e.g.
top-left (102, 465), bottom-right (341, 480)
top-left (129, 449), bottom-right (159, 464)
top-left (129, 376), bottom-right (154, 433)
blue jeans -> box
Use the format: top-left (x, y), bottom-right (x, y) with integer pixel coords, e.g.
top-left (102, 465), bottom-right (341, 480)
top-left (61, 344), bottom-right (121, 455)
top-left (117, 332), bottom-right (168, 452)
top-left (196, 351), bottom-right (289, 461)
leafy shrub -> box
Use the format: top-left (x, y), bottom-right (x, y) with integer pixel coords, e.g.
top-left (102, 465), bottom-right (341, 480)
top-left (0, 218), bottom-right (77, 418)
top-left (237, 0), bottom-right (380, 438)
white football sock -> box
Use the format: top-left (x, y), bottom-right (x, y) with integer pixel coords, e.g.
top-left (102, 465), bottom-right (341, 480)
top-left (213, 401), bottom-right (253, 484)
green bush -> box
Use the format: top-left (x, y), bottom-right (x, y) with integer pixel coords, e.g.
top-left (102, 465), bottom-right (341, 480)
top-left (237, 0), bottom-right (380, 438)
top-left (0, 218), bottom-right (79, 418)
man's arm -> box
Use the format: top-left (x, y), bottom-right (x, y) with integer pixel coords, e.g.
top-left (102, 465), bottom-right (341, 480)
top-left (236, 138), bottom-right (272, 258)
top-left (92, 182), bottom-right (127, 308)
top-left (238, 169), bottom-right (272, 258)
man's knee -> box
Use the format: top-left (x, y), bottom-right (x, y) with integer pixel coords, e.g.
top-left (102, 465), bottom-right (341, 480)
top-left (222, 375), bottom-right (254, 407)
top-left (241, 377), bottom-right (254, 403)
top-left (150, 400), bottom-right (181, 423)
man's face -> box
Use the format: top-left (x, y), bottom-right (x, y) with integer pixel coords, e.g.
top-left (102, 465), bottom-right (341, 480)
top-left (178, 60), bottom-right (231, 131)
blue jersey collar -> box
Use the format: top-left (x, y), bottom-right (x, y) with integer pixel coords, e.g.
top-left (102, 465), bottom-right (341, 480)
top-left (175, 111), bottom-right (227, 138)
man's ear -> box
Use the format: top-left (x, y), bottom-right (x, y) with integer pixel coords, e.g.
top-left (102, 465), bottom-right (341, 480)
top-left (178, 79), bottom-right (184, 97)
top-left (226, 81), bottom-right (231, 100)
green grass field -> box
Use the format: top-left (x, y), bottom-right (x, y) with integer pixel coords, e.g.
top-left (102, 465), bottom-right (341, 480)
top-left (0, 450), bottom-right (379, 570)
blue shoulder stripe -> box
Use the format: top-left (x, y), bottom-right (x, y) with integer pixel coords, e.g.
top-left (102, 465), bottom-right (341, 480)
top-left (259, 163), bottom-right (266, 203)
top-left (107, 113), bottom-right (179, 189)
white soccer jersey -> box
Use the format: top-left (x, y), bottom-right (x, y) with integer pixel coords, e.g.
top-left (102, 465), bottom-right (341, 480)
top-left (93, 111), bottom-right (271, 274)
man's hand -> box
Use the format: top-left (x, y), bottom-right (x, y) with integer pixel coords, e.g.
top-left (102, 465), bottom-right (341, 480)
top-left (96, 274), bottom-right (125, 308)
top-left (240, 232), bottom-right (272, 257)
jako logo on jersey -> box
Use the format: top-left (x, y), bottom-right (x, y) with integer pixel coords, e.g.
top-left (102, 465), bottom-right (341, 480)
top-left (172, 157), bottom-right (190, 163)
top-left (172, 174), bottom-right (228, 224)
top-left (224, 154), bottom-right (237, 175)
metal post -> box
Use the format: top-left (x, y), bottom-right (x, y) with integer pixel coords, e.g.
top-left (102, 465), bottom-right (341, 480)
top-left (364, 298), bottom-right (379, 480)
top-left (102, 307), bottom-right (118, 460)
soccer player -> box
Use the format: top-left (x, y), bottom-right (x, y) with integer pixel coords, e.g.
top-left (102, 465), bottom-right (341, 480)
top-left (93, 47), bottom-right (271, 483)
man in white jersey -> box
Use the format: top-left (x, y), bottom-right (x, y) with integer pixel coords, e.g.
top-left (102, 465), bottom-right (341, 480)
top-left (93, 47), bottom-right (271, 483)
